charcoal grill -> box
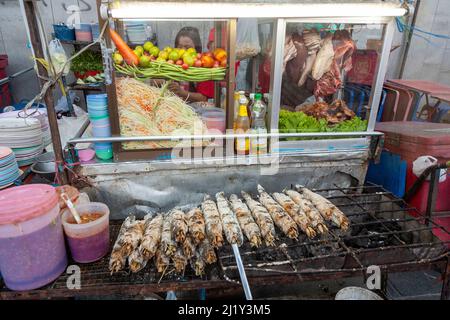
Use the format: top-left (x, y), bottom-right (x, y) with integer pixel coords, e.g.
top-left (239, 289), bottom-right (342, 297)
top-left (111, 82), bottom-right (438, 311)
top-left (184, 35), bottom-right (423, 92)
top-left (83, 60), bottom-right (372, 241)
top-left (1, 184), bottom-right (449, 300)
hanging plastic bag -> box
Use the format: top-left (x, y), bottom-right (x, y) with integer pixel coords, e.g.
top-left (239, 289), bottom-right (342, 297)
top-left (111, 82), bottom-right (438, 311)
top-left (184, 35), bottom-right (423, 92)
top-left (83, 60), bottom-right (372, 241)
top-left (236, 18), bottom-right (261, 60)
top-left (48, 39), bottom-right (70, 76)
top-left (412, 156), bottom-right (447, 182)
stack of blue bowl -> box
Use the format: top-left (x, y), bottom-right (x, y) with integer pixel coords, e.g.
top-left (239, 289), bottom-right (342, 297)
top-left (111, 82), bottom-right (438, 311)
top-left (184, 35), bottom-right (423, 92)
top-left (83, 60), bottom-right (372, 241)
top-left (86, 94), bottom-right (113, 160)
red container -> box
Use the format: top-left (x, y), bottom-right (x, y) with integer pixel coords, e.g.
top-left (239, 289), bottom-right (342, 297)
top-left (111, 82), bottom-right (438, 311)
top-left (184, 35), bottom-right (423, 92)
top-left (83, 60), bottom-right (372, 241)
top-left (74, 70), bottom-right (100, 80)
top-left (0, 55), bottom-right (12, 109)
top-left (347, 49), bottom-right (378, 85)
top-left (375, 121), bottom-right (450, 244)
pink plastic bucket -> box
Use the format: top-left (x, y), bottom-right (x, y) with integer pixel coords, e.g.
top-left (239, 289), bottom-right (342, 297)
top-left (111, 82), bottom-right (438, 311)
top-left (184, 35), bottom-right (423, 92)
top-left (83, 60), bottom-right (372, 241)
top-left (0, 184), bottom-right (67, 291)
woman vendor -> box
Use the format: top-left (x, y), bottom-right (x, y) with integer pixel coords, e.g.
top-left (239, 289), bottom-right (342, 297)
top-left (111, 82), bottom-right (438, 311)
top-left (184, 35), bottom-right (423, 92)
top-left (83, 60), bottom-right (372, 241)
top-left (168, 27), bottom-right (214, 103)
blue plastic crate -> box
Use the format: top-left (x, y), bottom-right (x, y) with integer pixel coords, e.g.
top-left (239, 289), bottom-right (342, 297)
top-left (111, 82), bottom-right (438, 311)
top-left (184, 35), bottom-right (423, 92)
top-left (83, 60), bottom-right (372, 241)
top-left (366, 151), bottom-right (407, 198)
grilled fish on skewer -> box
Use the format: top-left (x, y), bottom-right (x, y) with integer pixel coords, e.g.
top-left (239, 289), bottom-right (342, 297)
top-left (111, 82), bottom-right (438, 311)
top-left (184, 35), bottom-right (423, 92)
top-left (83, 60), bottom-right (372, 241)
top-left (272, 192), bottom-right (316, 238)
top-left (201, 195), bottom-right (224, 248)
top-left (161, 213), bottom-right (177, 256)
top-left (172, 247), bottom-right (188, 273)
top-left (186, 207), bottom-right (206, 245)
top-left (155, 248), bottom-right (170, 273)
top-left (229, 194), bottom-right (262, 248)
top-left (170, 209), bottom-right (188, 243)
top-left (295, 185), bottom-right (349, 231)
top-left (216, 192), bottom-right (244, 246)
top-left (285, 189), bottom-right (328, 234)
top-left (198, 238), bottom-right (217, 264)
top-left (190, 250), bottom-right (206, 276)
top-left (182, 235), bottom-right (196, 259)
top-left (128, 246), bottom-right (147, 273)
top-left (257, 185), bottom-right (299, 239)
top-left (121, 217), bottom-right (145, 256)
top-left (109, 216), bottom-right (135, 274)
top-left (139, 214), bottom-right (164, 261)
top-left (241, 191), bottom-right (276, 246)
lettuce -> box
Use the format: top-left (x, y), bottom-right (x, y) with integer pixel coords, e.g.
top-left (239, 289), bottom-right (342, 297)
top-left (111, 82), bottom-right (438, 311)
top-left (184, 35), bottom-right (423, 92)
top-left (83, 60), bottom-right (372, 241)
top-left (278, 110), bottom-right (368, 140)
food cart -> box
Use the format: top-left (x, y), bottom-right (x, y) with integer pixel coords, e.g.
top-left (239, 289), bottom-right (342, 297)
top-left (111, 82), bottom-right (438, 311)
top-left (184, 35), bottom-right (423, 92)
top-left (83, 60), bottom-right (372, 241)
top-left (64, 0), bottom-right (405, 216)
top-left (5, 0), bottom-right (449, 301)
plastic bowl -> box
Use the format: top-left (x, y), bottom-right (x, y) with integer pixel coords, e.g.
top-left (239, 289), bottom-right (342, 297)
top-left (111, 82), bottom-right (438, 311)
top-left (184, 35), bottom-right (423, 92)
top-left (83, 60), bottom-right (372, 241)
top-left (90, 117), bottom-right (110, 126)
top-left (92, 125), bottom-right (111, 137)
top-left (62, 202), bottom-right (110, 263)
top-left (335, 287), bottom-right (383, 300)
top-left (95, 149), bottom-right (113, 160)
top-left (78, 149), bottom-right (95, 162)
top-left (88, 110), bottom-right (109, 118)
top-left (94, 142), bottom-right (113, 148)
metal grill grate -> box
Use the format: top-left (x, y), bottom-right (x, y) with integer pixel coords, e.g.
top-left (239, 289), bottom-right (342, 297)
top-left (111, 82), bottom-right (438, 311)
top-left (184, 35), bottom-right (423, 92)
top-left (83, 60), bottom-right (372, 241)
top-left (1, 184), bottom-right (448, 299)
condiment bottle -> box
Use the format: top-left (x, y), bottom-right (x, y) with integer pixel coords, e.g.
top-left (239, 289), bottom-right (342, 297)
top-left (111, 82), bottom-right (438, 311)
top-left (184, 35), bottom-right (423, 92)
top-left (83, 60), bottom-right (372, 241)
top-left (235, 97), bottom-right (250, 155)
top-left (250, 93), bottom-right (267, 155)
top-left (233, 92), bottom-right (240, 130)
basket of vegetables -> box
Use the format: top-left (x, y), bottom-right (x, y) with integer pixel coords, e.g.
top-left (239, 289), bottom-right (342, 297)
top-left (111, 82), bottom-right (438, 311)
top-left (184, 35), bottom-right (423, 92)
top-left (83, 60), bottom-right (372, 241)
top-left (110, 28), bottom-right (227, 82)
top-left (70, 50), bottom-right (104, 84)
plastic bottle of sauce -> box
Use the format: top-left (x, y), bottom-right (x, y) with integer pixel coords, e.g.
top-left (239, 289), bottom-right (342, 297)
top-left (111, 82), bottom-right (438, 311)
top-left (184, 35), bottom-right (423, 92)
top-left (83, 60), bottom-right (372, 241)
top-left (233, 92), bottom-right (240, 130)
top-left (235, 97), bottom-right (250, 155)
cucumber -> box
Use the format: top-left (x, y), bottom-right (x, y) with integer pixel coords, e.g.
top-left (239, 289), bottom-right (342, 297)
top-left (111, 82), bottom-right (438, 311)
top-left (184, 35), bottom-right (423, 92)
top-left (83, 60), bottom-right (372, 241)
top-left (85, 76), bottom-right (97, 83)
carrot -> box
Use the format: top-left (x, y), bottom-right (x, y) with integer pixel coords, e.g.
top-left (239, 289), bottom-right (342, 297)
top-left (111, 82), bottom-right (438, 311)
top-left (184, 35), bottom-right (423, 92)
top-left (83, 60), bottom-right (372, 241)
top-left (109, 28), bottom-right (139, 66)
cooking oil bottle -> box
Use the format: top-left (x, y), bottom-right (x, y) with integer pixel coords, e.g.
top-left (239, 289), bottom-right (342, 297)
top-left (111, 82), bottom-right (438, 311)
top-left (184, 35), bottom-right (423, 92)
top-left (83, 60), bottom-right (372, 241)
top-left (235, 97), bottom-right (250, 155)
top-left (233, 92), bottom-right (240, 130)
top-left (250, 93), bottom-right (267, 155)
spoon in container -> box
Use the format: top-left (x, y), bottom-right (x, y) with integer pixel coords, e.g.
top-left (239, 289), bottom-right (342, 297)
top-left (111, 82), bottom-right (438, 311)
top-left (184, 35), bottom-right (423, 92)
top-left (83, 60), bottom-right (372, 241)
top-left (60, 193), bottom-right (82, 224)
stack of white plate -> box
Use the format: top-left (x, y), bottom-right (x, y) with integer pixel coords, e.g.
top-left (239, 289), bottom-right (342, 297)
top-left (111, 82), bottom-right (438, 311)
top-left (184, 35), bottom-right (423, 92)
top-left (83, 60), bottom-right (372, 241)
top-left (0, 118), bottom-right (44, 166)
top-left (0, 147), bottom-right (20, 189)
top-left (126, 23), bottom-right (147, 44)
top-left (0, 109), bottom-right (51, 148)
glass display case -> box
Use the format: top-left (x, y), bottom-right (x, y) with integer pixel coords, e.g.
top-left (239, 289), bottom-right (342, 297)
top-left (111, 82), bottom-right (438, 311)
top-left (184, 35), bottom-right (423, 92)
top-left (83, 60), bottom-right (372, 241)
top-left (96, 0), bottom-right (405, 161)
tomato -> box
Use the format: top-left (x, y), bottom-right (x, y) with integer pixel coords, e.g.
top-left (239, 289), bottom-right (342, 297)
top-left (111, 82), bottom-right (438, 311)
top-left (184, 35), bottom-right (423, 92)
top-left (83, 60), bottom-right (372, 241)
top-left (176, 59), bottom-right (183, 65)
top-left (201, 55), bottom-right (215, 68)
top-left (197, 53), bottom-right (202, 59)
top-left (213, 61), bottom-right (220, 68)
top-left (213, 48), bottom-right (227, 62)
top-left (219, 59), bottom-right (227, 68)
top-left (205, 52), bottom-right (214, 58)
top-left (167, 60), bottom-right (175, 64)
top-left (182, 63), bottom-right (189, 70)
top-left (194, 59), bottom-right (202, 68)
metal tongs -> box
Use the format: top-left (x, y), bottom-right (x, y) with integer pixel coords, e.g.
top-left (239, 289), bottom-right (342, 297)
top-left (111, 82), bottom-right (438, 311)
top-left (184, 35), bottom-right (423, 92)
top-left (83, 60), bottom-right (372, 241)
top-left (60, 192), bottom-right (82, 224)
top-left (231, 244), bottom-right (253, 300)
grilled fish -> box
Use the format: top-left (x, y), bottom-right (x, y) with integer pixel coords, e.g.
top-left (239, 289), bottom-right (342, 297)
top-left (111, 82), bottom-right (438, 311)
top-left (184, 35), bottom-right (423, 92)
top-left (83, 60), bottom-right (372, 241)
top-left (272, 192), bottom-right (316, 238)
top-left (295, 185), bottom-right (349, 231)
top-left (241, 191), bottom-right (276, 246)
top-left (229, 194), bottom-right (262, 247)
top-left (201, 195), bottom-right (224, 248)
top-left (257, 185), bottom-right (298, 239)
top-left (216, 192), bottom-right (243, 246)
top-left (139, 214), bottom-right (164, 261)
top-left (186, 207), bottom-right (206, 245)
top-left (285, 189), bottom-right (328, 234)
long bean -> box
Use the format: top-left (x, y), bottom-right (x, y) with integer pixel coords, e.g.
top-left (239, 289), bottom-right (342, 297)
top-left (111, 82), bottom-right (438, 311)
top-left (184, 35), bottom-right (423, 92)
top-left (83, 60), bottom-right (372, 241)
top-left (115, 62), bottom-right (226, 82)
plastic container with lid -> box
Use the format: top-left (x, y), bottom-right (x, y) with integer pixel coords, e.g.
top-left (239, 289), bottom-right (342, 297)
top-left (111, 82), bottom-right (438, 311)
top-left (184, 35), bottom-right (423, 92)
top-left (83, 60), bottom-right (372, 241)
top-left (0, 184), bottom-right (67, 291)
top-left (62, 202), bottom-right (110, 263)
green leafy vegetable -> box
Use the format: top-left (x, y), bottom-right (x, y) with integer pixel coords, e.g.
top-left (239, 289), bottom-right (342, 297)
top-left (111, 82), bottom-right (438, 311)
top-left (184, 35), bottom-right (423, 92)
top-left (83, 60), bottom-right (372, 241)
top-left (70, 50), bottom-right (104, 74)
top-left (278, 110), bottom-right (368, 140)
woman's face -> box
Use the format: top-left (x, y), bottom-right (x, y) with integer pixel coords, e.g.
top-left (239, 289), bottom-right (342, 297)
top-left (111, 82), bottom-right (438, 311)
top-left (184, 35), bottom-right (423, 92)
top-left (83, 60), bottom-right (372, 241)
top-left (177, 36), bottom-right (195, 50)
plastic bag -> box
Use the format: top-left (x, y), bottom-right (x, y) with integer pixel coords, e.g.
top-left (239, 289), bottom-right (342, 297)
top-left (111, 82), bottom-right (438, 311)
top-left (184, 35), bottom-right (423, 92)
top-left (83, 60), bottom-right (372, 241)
top-left (236, 18), bottom-right (261, 60)
top-left (46, 105), bottom-right (91, 152)
top-left (412, 156), bottom-right (447, 182)
top-left (48, 39), bottom-right (70, 76)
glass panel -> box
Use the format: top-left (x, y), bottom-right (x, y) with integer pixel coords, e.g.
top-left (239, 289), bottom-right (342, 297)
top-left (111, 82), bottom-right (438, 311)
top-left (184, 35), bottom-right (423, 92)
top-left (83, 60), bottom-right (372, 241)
top-left (112, 19), bottom-right (229, 150)
top-left (278, 22), bottom-right (385, 137)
